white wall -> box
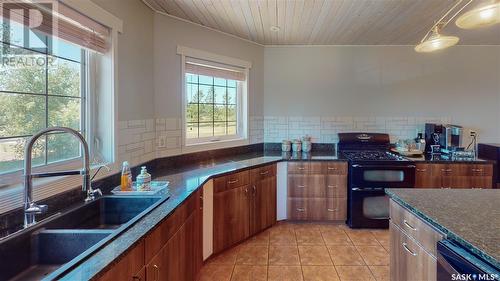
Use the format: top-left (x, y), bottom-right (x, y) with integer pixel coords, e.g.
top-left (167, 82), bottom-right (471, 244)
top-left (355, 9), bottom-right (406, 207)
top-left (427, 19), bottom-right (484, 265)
top-left (263, 46), bottom-right (500, 143)
top-left (153, 14), bottom-right (264, 119)
top-left (91, 0), bottom-right (155, 121)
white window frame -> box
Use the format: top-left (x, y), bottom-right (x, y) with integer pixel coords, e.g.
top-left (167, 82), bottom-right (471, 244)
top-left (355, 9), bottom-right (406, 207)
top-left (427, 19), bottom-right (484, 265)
top-left (178, 46), bottom-right (251, 152)
top-left (0, 0), bottom-right (122, 215)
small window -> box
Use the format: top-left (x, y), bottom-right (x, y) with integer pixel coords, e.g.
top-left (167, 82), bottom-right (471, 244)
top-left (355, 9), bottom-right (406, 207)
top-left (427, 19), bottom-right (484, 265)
top-left (184, 58), bottom-right (247, 145)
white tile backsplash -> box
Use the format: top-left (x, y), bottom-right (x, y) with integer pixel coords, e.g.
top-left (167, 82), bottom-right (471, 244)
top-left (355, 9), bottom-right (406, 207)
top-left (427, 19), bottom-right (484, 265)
top-left (264, 116), bottom-right (452, 143)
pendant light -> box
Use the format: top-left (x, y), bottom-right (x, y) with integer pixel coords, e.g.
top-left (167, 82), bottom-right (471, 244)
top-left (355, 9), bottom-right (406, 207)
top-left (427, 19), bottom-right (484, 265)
top-left (456, 1), bottom-right (500, 29)
top-left (415, 0), bottom-right (474, 53)
top-left (415, 26), bottom-right (460, 53)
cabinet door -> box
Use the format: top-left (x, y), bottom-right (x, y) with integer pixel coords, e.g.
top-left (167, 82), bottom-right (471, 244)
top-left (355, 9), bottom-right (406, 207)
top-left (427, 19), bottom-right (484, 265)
top-left (213, 185), bottom-right (250, 253)
top-left (415, 164), bottom-right (440, 188)
top-left (390, 222), bottom-right (437, 281)
top-left (98, 240), bottom-right (145, 281)
top-left (250, 176), bottom-right (277, 235)
top-left (146, 227), bottom-right (180, 281)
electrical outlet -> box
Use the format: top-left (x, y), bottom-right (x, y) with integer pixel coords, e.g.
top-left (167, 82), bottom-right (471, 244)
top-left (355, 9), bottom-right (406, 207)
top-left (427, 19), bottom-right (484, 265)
top-left (470, 130), bottom-right (477, 137)
top-left (158, 136), bottom-right (166, 148)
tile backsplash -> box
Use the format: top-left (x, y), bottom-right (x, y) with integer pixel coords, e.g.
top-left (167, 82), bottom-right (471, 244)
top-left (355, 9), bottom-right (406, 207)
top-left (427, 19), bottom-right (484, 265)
top-left (117, 116), bottom-right (266, 166)
top-left (263, 116), bottom-right (452, 143)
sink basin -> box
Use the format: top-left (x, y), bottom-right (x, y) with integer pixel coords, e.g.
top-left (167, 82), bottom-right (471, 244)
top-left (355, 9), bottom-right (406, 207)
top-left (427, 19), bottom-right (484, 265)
top-left (0, 195), bottom-right (164, 281)
top-left (48, 196), bottom-right (162, 229)
top-left (9, 229), bottom-right (112, 281)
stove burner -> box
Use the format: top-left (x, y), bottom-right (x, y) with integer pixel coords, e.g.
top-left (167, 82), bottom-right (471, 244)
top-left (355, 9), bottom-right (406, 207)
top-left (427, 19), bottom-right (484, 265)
top-left (342, 150), bottom-right (406, 161)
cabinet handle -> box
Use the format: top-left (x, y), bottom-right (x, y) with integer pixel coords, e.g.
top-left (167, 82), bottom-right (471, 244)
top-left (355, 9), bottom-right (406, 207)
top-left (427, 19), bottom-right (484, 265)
top-left (153, 264), bottom-right (160, 281)
top-left (416, 168), bottom-right (427, 172)
top-left (245, 188), bottom-right (249, 194)
top-left (327, 167), bottom-right (338, 170)
top-left (228, 179), bottom-right (239, 184)
top-left (441, 168), bottom-right (452, 172)
top-left (327, 208), bottom-right (337, 212)
top-left (297, 185), bottom-right (306, 188)
top-left (132, 276), bottom-right (142, 281)
top-left (402, 242), bottom-right (417, 256)
top-left (297, 208), bottom-right (305, 212)
top-left (403, 219), bottom-right (417, 231)
top-left (252, 185), bottom-right (256, 196)
top-left (327, 185), bottom-right (338, 188)
top-left (260, 170), bottom-right (269, 175)
top-left (297, 167), bottom-right (306, 170)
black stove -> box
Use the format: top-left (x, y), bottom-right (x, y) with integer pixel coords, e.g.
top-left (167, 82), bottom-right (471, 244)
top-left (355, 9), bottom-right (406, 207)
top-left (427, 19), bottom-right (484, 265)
top-left (342, 150), bottom-right (408, 162)
top-left (338, 133), bottom-right (415, 229)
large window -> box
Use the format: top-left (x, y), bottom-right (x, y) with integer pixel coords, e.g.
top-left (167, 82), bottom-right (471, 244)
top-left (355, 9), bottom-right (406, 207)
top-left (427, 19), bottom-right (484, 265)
top-left (0, 19), bottom-right (86, 174)
top-left (184, 57), bottom-right (247, 145)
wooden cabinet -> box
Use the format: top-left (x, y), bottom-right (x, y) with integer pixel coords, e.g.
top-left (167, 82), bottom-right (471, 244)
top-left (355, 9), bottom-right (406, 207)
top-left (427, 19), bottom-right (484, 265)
top-left (213, 184), bottom-right (250, 253)
top-left (389, 199), bottom-right (444, 281)
top-left (213, 164), bottom-right (277, 253)
top-left (98, 189), bottom-right (202, 281)
top-left (98, 240), bottom-right (145, 281)
top-left (287, 161), bottom-right (347, 221)
top-left (415, 163), bottom-right (493, 189)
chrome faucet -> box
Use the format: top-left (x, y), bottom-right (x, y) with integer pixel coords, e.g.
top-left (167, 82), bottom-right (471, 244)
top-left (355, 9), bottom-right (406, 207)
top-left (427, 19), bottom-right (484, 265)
top-left (23, 127), bottom-right (102, 228)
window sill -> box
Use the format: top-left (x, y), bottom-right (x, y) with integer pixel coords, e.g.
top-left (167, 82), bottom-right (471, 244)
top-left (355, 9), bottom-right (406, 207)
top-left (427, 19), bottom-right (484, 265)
top-left (182, 138), bottom-right (249, 154)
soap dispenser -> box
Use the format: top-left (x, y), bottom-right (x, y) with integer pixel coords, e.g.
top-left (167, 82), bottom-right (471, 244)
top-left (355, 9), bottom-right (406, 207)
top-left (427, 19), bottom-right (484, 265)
top-left (136, 166), bottom-right (152, 191)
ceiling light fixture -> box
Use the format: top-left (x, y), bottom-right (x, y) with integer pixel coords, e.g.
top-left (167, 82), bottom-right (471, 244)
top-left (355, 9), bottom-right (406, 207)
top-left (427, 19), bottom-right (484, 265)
top-left (456, 1), bottom-right (500, 29)
top-left (415, 0), bottom-right (473, 53)
top-left (415, 26), bottom-right (460, 53)
top-left (270, 3), bottom-right (280, 32)
top-left (270, 25), bottom-right (280, 32)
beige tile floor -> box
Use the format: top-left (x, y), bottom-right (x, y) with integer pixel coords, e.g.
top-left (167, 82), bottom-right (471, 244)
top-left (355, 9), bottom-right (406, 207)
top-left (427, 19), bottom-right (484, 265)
top-left (199, 222), bottom-right (390, 281)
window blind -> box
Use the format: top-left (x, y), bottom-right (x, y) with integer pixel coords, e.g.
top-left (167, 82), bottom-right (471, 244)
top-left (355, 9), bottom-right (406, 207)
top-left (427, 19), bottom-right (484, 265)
top-left (185, 58), bottom-right (246, 81)
top-left (1, 1), bottom-right (110, 53)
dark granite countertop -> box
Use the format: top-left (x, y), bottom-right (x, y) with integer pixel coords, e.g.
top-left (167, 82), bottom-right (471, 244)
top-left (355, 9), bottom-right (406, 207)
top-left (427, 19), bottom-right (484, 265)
top-left (386, 188), bottom-right (500, 270)
top-left (53, 151), bottom-right (344, 280)
top-left (401, 153), bottom-right (495, 164)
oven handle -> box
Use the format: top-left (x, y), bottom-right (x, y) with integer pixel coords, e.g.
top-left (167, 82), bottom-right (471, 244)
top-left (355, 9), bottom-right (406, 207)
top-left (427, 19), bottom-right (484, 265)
top-left (352, 187), bottom-right (385, 191)
top-left (351, 164), bottom-right (416, 169)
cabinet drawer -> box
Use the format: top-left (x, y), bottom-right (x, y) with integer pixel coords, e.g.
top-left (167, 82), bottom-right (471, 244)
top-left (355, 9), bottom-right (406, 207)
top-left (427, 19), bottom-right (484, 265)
top-left (214, 170), bottom-right (249, 192)
top-left (390, 200), bottom-right (443, 257)
top-left (288, 175), bottom-right (326, 198)
top-left (325, 175), bottom-right (347, 198)
top-left (461, 164), bottom-right (493, 177)
top-left (324, 198), bottom-right (347, 221)
top-left (431, 164), bottom-right (460, 177)
top-left (288, 162), bottom-right (310, 174)
top-left (250, 164), bottom-right (276, 181)
top-left (324, 162), bottom-right (347, 175)
top-left (287, 198), bottom-right (325, 220)
top-left (390, 222), bottom-right (437, 281)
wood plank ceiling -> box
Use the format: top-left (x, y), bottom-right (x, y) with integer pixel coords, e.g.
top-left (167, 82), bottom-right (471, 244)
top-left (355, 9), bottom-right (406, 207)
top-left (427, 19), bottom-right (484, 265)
top-left (143, 0), bottom-right (500, 45)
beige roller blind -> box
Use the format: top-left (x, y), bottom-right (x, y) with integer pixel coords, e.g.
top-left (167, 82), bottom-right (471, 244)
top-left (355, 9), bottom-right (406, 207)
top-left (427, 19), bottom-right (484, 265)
top-left (1, 1), bottom-right (110, 53)
top-left (185, 59), bottom-right (246, 81)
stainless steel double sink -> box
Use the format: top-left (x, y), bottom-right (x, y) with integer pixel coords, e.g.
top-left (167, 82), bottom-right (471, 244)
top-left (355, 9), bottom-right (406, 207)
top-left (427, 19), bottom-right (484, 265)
top-left (0, 196), bottom-right (164, 281)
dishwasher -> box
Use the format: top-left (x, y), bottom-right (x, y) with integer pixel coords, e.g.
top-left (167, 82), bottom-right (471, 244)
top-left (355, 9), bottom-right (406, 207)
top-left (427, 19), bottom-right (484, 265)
top-left (437, 240), bottom-right (499, 281)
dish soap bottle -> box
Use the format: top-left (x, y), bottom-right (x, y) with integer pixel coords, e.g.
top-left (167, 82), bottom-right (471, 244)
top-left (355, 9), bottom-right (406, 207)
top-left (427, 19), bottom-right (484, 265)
top-left (136, 166), bottom-right (152, 191)
top-left (120, 161), bottom-right (132, 191)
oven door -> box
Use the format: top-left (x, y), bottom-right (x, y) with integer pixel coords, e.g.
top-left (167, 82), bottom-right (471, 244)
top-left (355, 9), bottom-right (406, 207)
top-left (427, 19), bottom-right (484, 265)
top-left (350, 164), bottom-right (415, 188)
top-left (348, 187), bottom-right (389, 228)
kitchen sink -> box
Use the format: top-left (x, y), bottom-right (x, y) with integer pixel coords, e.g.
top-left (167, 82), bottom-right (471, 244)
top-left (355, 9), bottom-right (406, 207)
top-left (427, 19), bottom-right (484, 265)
top-left (9, 229), bottom-right (113, 281)
top-left (48, 196), bottom-right (162, 229)
top-left (0, 195), bottom-right (165, 281)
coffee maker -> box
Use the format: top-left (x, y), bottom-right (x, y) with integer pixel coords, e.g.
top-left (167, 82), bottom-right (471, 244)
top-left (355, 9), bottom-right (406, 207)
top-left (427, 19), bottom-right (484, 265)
top-left (425, 123), bottom-right (464, 154)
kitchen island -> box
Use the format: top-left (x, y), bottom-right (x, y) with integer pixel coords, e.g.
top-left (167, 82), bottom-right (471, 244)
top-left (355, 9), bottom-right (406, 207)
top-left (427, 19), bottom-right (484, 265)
top-left (386, 188), bottom-right (500, 281)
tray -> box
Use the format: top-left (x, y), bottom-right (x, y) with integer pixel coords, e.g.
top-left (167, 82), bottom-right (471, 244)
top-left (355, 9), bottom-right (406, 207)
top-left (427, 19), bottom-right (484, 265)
top-left (111, 181), bottom-right (169, 196)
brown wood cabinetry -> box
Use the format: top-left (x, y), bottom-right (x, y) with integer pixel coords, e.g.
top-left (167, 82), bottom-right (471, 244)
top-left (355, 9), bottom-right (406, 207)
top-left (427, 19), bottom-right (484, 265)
top-left (389, 199), bottom-right (444, 281)
top-left (98, 189), bottom-right (203, 281)
top-left (213, 164), bottom-right (277, 253)
top-left (98, 240), bottom-right (145, 281)
top-left (415, 163), bottom-right (493, 189)
top-left (287, 161), bottom-right (347, 221)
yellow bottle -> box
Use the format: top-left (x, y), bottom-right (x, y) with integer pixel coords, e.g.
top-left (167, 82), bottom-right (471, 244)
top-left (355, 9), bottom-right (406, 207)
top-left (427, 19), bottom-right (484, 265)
top-left (120, 161), bottom-right (132, 191)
